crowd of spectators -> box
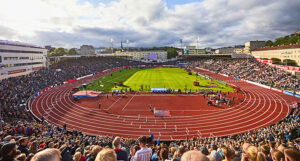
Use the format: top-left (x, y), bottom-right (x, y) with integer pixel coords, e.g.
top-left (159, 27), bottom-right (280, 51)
top-left (189, 58), bottom-right (299, 92)
top-left (0, 57), bottom-right (146, 122)
top-left (0, 56), bottom-right (299, 161)
top-left (0, 107), bottom-right (299, 161)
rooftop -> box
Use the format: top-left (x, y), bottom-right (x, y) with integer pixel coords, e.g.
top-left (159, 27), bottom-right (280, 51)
top-left (0, 40), bottom-right (44, 49)
top-left (254, 44), bottom-right (300, 51)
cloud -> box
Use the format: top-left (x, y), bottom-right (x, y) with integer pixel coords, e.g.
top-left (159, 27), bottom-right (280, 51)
top-left (0, 0), bottom-right (299, 48)
top-left (0, 26), bottom-right (18, 40)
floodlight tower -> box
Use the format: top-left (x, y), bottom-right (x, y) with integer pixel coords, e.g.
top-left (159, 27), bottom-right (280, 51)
top-left (110, 38), bottom-right (114, 53)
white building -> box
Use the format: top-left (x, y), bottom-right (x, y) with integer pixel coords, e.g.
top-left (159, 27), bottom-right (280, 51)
top-left (79, 45), bottom-right (95, 55)
top-left (0, 40), bottom-right (47, 80)
top-left (215, 47), bottom-right (235, 55)
top-left (251, 44), bottom-right (300, 65)
top-left (185, 46), bottom-right (206, 55)
top-left (121, 51), bottom-right (167, 61)
top-left (98, 51), bottom-right (167, 61)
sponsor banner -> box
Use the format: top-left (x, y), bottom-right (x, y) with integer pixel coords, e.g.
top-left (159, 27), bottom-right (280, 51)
top-left (270, 87), bottom-right (284, 93)
top-left (270, 63), bottom-right (300, 71)
top-left (195, 67), bottom-right (208, 71)
top-left (102, 69), bottom-right (109, 73)
top-left (32, 66), bottom-right (44, 71)
top-left (63, 79), bottom-right (77, 84)
top-left (8, 69), bottom-right (26, 75)
top-left (44, 86), bottom-right (53, 91)
top-left (220, 74), bottom-right (229, 77)
top-left (77, 74), bottom-right (93, 80)
top-left (245, 80), bottom-right (271, 89)
top-left (284, 91), bottom-right (300, 98)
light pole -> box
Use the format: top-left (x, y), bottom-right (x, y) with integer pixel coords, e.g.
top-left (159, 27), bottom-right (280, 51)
top-left (110, 38), bottom-right (114, 53)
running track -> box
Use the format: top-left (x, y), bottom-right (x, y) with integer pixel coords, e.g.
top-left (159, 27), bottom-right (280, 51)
top-left (29, 68), bottom-right (299, 140)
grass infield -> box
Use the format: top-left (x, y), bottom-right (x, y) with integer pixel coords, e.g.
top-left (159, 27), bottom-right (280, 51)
top-left (86, 68), bottom-right (233, 92)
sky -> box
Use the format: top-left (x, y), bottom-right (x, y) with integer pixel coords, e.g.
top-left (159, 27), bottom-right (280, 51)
top-left (0, 0), bottom-right (299, 49)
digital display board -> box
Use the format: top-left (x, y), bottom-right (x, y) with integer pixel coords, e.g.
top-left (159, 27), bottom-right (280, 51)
top-left (148, 54), bottom-right (158, 60)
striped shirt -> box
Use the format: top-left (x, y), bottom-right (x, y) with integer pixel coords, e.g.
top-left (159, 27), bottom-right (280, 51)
top-left (132, 147), bottom-right (152, 161)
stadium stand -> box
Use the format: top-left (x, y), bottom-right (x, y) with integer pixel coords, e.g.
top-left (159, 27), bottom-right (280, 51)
top-left (0, 57), bottom-right (299, 161)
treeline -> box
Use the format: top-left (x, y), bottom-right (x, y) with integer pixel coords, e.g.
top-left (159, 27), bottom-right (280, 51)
top-left (265, 32), bottom-right (300, 46)
top-left (48, 48), bottom-right (79, 56)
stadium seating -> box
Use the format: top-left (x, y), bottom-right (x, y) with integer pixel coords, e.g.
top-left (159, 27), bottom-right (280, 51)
top-left (0, 57), bottom-right (299, 161)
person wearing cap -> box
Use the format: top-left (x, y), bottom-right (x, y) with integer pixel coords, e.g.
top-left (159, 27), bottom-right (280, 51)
top-left (132, 136), bottom-right (152, 161)
top-left (17, 137), bottom-right (29, 156)
top-left (112, 137), bottom-right (128, 161)
top-left (0, 142), bottom-right (17, 161)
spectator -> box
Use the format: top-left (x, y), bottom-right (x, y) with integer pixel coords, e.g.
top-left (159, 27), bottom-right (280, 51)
top-left (86, 146), bottom-right (102, 161)
top-left (221, 146), bottom-right (233, 161)
top-left (210, 145), bottom-right (222, 161)
top-left (30, 148), bottom-right (61, 161)
top-left (73, 152), bottom-right (82, 161)
top-left (28, 141), bottom-right (38, 154)
top-left (0, 143), bottom-right (17, 161)
top-left (181, 150), bottom-right (209, 161)
top-left (95, 148), bottom-right (117, 161)
top-left (112, 137), bottom-right (128, 161)
top-left (18, 137), bottom-right (29, 156)
top-left (131, 136), bottom-right (152, 161)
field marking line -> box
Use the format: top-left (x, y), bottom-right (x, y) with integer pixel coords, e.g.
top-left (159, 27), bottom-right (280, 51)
top-left (122, 92), bottom-right (137, 111)
top-left (105, 97), bottom-right (122, 111)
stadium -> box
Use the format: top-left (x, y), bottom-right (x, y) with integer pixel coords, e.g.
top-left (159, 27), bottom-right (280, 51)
top-left (1, 53), bottom-right (299, 160)
top-left (28, 64), bottom-right (293, 140)
top-left (1, 0), bottom-right (300, 161)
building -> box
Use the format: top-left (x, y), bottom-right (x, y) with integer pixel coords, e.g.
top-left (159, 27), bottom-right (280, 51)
top-left (79, 45), bottom-right (95, 55)
top-left (185, 46), bottom-right (206, 55)
top-left (233, 45), bottom-right (245, 54)
top-left (215, 47), bottom-right (235, 55)
top-left (119, 51), bottom-right (167, 61)
top-left (98, 51), bottom-right (167, 61)
top-left (244, 41), bottom-right (266, 53)
top-left (0, 40), bottom-right (47, 80)
top-left (251, 44), bottom-right (300, 65)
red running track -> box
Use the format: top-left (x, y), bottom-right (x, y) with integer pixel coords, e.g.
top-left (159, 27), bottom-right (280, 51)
top-left (29, 68), bottom-right (299, 140)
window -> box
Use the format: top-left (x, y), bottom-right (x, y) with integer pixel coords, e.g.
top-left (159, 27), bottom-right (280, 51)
top-left (4, 62), bottom-right (43, 67)
top-left (0, 49), bottom-right (43, 54)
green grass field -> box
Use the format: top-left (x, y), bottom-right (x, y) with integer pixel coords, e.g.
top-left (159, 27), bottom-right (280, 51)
top-left (86, 68), bottom-right (233, 92)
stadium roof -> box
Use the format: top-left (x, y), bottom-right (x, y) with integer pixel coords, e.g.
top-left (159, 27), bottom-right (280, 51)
top-left (254, 44), bottom-right (300, 51)
top-left (0, 40), bottom-right (44, 49)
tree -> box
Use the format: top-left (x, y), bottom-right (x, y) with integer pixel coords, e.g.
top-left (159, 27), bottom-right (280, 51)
top-left (282, 59), bottom-right (298, 66)
top-left (68, 48), bottom-right (79, 55)
top-left (50, 48), bottom-right (67, 56)
top-left (264, 32), bottom-right (300, 47)
top-left (265, 40), bottom-right (273, 46)
top-left (167, 47), bottom-right (178, 59)
top-left (271, 58), bottom-right (281, 64)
